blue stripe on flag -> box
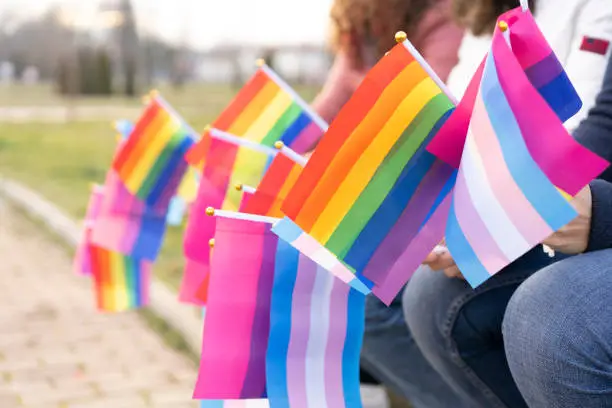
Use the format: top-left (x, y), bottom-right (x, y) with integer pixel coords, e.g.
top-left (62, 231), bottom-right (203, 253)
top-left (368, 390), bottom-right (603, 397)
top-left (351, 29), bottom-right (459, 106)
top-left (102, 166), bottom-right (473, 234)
top-left (483, 52), bottom-right (576, 230)
top-left (272, 218), bottom-right (304, 243)
top-left (280, 112), bottom-right (311, 147)
top-left (342, 287), bottom-right (366, 408)
top-left (445, 200), bottom-right (491, 288)
top-left (266, 239), bottom-right (300, 408)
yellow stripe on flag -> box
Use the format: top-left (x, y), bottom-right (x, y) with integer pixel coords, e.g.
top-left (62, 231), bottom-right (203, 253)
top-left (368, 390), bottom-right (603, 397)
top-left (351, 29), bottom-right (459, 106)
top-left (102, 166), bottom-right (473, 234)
top-left (125, 118), bottom-right (180, 192)
top-left (310, 78), bottom-right (441, 243)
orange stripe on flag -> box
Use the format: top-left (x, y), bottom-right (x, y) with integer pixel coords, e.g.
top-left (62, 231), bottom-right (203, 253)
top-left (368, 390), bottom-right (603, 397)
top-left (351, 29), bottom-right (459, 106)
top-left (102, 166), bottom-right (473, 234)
top-left (295, 60), bottom-right (426, 231)
top-left (282, 45), bottom-right (414, 219)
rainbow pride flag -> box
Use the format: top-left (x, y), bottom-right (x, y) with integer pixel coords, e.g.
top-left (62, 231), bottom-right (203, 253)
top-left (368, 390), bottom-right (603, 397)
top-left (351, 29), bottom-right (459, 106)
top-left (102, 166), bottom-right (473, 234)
top-left (266, 239), bottom-right (364, 408)
top-left (73, 184), bottom-right (105, 276)
top-left (112, 94), bottom-right (196, 209)
top-left (88, 244), bottom-right (150, 312)
top-left (446, 24), bottom-right (608, 288)
top-left (91, 170), bottom-right (167, 261)
top-left (427, 7), bottom-right (583, 169)
top-left (194, 217), bottom-right (278, 399)
top-left (243, 154), bottom-right (303, 217)
top-left (280, 40), bottom-right (455, 293)
top-left (200, 400), bottom-right (270, 408)
top-left (184, 63), bottom-right (326, 211)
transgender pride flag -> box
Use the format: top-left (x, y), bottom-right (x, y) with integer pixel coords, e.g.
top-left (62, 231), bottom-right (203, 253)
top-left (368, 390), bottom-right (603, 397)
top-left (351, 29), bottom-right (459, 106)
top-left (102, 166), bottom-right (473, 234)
top-left (446, 27), bottom-right (608, 288)
top-left (266, 239), bottom-right (364, 408)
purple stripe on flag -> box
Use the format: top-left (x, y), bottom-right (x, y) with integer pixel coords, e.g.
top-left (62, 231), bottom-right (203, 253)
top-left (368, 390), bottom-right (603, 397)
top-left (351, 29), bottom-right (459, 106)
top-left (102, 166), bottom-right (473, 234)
top-left (523, 52), bottom-right (563, 89)
top-left (286, 256), bottom-right (317, 408)
top-left (290, 121), bottom-right (323, 154)
top-left (373, 194), bottom-right (451, 305)
top-left (241, 231), bottom-right (278, 398)
top-left (361, 160), bottom-right (453, 285)
top-left (453, 167), bottom-right (509, 273)
top-left (324, 281), bottom-right (349, 406)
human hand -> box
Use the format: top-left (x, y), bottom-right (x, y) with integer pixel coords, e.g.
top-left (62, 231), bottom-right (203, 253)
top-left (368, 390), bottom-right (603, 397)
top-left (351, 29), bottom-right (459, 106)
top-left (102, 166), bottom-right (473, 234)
top-left (422, 245), bottom-right (465, 280)
top-left (542, 185), bottom-right (592, 254)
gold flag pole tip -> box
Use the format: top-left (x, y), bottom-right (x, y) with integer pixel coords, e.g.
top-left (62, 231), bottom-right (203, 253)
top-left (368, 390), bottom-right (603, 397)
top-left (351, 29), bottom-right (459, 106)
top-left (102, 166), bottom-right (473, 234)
top-left (498, 21), bottom-right (509, 32)
top-left (274, 141), bottom-right (285, 150)
top-left (255, 58), bottom-right (265, 67)
top-left (395, 31), bottom-right (407, 44)
top-left (209, 239), bottom-right (215, 248)
top-left (205, 207), bottom-right (215, 216)
top-left (235, 183), bottom-right (243, 191)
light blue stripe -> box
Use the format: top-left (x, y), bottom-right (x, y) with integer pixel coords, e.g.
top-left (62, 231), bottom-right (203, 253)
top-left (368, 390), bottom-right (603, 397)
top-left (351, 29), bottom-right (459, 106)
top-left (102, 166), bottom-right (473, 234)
top-left (481, 52), bottom-right (576, 230)
top-left (199, 400), bottom-right (224, 408)
top-left (271, 218), bottom-right (303, 243)
top-left (342, 287), bottom-right (365, 408)
top-left (445, 200), bottom-right (491, 288)
top-left (265, 240), bottom-right (299, 408)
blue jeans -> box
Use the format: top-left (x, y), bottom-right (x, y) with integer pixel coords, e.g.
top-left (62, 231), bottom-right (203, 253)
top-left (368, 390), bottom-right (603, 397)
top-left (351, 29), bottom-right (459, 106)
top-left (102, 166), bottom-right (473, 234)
top-left (503, 249), bottom-right (612, 407)
top-left (361, 288), bottom-right (471, 408)
top-left (397, 247), bottom-right (565, 407)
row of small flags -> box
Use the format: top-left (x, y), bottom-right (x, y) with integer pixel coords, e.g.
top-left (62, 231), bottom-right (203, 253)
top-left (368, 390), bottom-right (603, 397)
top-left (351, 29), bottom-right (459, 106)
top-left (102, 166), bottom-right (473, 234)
top-left (72, 5), bottom-right (609, 407)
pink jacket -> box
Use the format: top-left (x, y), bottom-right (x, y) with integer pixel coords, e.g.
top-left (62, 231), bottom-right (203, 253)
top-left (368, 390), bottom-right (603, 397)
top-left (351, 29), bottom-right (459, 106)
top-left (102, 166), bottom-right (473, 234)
top-left (312, 0), bottom-right (462, 126)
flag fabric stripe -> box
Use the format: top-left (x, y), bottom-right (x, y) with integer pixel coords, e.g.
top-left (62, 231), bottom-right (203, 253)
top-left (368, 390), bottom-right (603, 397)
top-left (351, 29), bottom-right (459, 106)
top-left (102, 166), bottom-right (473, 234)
top-left (277, 111), bottom-right (313, 147)
top-left (426, 8), bottom-right (586, 169)
top-left (113, 103), bottom-right (161, 170)
top-left (194, 219), bottom-right (277, 399)
top-left (293, 61), bottom-right (426, 231)
top-left (461, 130), bottom-right (531, 260)
top-left (371, 193), bottom-right (452, 304)
top-left (261, 103), bottom-right (303, 146)
top-left (112, 97), bottom-right (194, 207)
top-left (287, 254), bottom-right (317, 407)
top-left (305, 260), bottom-right (333, 407)
top-left (271, 218), bottom-right (372, 295)
top-left (266, 240), bottom-right (299, 406)
top-left (453, 164), bottom-right (508, 272)
top-left (200, 400), bottom-right (270, 408)
top-left (244, 154), bottom-right (303, 217)
top-left (353, 157), bottom-right (455, 284)
top-left (89, 245), bottom-right (150, 312)
top-left (227, 81), bottom-right (281, 135)
top-left (471, 94), bottom-right (553, 241)
top-left (308, 78), bottom-right (444, 243)
top-left (74, 186), bottom-right (105, 276)
top-left (493, 32), bottom-right (608, 196)
top-left (289, 120), bottom-right (321, 153)
top-left (282, 46), bottom-right (413, 218)
top-left (240, 230), bottom-right (277, 398)
top-left (266, 240), bottom-right (365, 407)
top-left (446, 38), bottom-right (580, 288)
top-left (91, 171), bottom-right (167, 261)
top-left (325, 96), bottom-right (453, 255)
top-left (119, 108), bottom-right (168, 181)
top-left (184, 67), bottom-right (324, 276)
top-left (126, 118), bottom-right (178, 192)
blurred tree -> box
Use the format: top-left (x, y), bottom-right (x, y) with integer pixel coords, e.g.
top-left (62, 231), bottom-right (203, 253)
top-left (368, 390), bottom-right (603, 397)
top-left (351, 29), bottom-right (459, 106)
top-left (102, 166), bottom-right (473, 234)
top-left (118, 0), bottom-right (139, 96)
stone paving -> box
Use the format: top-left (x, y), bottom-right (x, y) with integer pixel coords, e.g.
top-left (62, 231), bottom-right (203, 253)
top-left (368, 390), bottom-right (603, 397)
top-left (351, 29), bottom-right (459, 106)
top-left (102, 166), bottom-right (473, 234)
top-left (0, 201), bottom-right (199, 408)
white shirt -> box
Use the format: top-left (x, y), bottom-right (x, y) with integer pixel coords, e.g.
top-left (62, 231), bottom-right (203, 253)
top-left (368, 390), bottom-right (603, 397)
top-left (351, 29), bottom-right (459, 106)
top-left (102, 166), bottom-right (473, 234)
top-left (446, 0), bottom-right (612, 131)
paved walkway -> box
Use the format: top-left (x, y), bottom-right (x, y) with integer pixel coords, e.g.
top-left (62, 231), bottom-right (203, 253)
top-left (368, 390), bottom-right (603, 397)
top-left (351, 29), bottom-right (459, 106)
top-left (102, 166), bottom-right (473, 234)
top-left (0, 200), bottom-right (199, 408)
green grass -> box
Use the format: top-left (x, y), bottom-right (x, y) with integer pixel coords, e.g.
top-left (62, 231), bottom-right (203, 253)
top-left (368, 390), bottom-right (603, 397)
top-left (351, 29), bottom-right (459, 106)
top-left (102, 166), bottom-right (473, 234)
top-left (0, 83), bottom-right (319, 289)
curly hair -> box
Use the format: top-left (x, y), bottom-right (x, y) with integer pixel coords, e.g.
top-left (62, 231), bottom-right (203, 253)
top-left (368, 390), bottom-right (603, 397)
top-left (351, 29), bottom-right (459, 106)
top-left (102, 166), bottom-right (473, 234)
top-left (451, 0), bottom-right (537, 36)
top-left (328, 0), bottom-right (433, 61)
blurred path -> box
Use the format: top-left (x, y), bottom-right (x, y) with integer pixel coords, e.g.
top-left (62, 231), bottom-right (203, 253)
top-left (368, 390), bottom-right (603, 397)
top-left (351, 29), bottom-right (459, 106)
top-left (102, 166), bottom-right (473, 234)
top-left (0, 200), bottom-right (199, 408)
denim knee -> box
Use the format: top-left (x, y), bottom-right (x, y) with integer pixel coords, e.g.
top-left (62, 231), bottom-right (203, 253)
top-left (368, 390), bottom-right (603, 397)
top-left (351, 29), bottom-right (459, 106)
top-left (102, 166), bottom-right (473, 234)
top-left (503, 251), bottom-right (612, 408)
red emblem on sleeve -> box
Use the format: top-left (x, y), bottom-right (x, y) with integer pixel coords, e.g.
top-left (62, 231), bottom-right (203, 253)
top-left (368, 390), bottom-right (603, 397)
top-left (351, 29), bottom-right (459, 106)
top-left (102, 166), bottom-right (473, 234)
top-left (580, 36), bottom-right (610, 55)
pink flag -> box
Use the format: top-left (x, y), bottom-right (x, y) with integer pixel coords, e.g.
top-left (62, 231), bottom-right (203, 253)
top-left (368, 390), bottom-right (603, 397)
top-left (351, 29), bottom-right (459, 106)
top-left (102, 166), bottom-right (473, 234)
top-left (73, 185), bottom-right (105, 275)
top-left (194, 217), bottom-right (277, 399)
